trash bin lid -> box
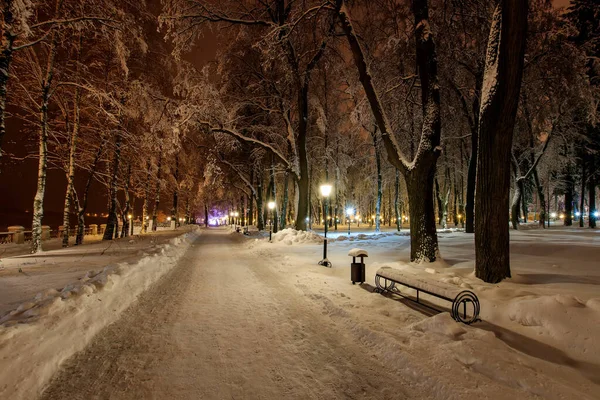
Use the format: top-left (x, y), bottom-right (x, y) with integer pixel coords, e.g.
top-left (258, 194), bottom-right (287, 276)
top-left (348, 248), bottom-right (368, 257)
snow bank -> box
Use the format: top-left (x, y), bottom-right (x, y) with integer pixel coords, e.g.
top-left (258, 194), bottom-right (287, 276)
top-left (270, 228), bottom-right (323, 245)
top-left (501, 294), bottom-right (600, 364)
top-left (0, 229), bottom-right (197, 400)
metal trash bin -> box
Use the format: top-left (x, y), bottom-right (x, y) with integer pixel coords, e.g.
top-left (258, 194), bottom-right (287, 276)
top-left (348, 249), bottom-right (368, 284)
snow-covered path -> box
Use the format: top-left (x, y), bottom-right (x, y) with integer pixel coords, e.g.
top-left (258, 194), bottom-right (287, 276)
top-left (41, 228), bottom-right (419, 399)
top-left (40, 227), bottom-right (599, 399)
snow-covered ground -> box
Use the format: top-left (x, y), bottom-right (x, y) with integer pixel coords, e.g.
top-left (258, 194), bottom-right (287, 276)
top-left (245, 226), bottom-right (600, 397)
top-left (0, 227), bottom-right (196, 399)
top-left (0, 228), bottom-right (193, 315)
top-left (1, 225), bottom-right (599, 399)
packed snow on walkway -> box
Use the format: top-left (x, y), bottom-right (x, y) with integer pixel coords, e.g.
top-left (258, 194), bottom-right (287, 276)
top-left (246, 227), bottom-right (600, 398)
top-left (0, 228), bottom-right (197, 400)
top-left (0, 225), bottom-right (599, 399)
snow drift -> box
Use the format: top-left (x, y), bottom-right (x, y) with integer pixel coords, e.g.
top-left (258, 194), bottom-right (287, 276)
top-left (0, 229), bottom-right (197, 399)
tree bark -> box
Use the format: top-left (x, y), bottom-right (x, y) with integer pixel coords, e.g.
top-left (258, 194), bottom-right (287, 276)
top-left (75, 142), bottom-right (103, 245)
top-left (588, 172), bottom-right (596, 229)
top-left (62, 89), bottom-right (81, 247)
top-left (373, 133), bottom-right (382, 233)
top-left (533, 169), bottom-right (546, 228)
top-left (152, 153), bottom-right (162, 231)
top-left (475, 0), bottom-right (528, 283)
top-left (406, 165), bottom-right (438, 261)
top-left (511, 178), bottom-right (525, 230)
top-left (270, 161), bottom-right (278, 233)
top-left (172, 157), bottom-right (179, 224)
top-left (564, 171), bottom-right (573, 226)
top-left (121, 164), bottom-right (131, 238)
top-left (249, 168), bottom-right (255, 226)
top-left (142, 161), bottom-right (151, 233)
top-left (256, 169), bottom-right (264, 230)
top-left (103, 131), bottom-right (122, 241)
top-left (395, 169), bottom-right (401, 231)
top-left (31, 20), bottom-right (61, 252)
top-left (280, 171), bottom-right (289, 230)
top-left (579, 162), bottom-right (586, 227)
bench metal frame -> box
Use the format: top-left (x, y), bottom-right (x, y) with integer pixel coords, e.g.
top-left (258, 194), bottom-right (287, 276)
top-left (374, 274), bottom-right (480, 325)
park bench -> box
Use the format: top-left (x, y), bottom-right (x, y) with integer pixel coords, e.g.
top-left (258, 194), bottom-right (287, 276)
top-left (374, 267), bottom-right (480, 325)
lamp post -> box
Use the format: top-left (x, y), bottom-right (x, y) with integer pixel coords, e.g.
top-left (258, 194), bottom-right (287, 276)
top-left (318, 184), bottom-right (332, 267)
top-left (268, 201), bottom-right (275, 242)
top-left (346, 207), bottom-right (354, 236)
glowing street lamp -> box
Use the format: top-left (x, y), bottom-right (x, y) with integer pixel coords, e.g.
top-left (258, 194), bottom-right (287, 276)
top-left (346, 207), bottom-right (354, 236)
top-left (319, 184), bottom-right (332, 267)
top-left (268, 201), bottom-right (276, 242)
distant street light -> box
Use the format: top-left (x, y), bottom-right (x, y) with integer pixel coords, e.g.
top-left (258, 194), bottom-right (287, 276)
top-left (128, 214), bottom-right (133, 236)
top-left (268, 201), bottom-right (276, 242)
top-left (319, 184), bottom-right (332, 267)
top-left (346, 207), bottom-right (354, 236)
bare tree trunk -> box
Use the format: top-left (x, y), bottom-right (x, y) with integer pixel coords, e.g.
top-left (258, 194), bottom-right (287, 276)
top-left (579, 163), bottom-right (586, 227)
top-left (103, 131), bottom-right (122, 241)
top-left (406, 167), bottom-right (438, 261)
top-left (204, 204), bottom-right (208, 227)
top-left (31, 27), bottom-right (61, 252)
top-left (270, 161), bottom-right (278, 233)
top-left (475, 0), bottom-right (528, 283)
top-left (374, 133), bottom-right (382, 232)
top-left (152, 153), bottom-right (162, 231)
top-left (533, 169), bottom-right (546, 228)
top-left (564, 171), bottom-right (573, 226)
top-left (141, 161), bottom-right (151, 233)
top-left (121, 164), bottom-right (131, 238)
top-left (31, 90), bottom-right (50, 253)
top-left (62, 91), bottom-right (81, 247)
top-left (256, 169), bottom-right (264, 231)
top-left (280, 171), bottom-right (289, 230)
top-left (511, 178), bottom-right (524, 230)
top-left (435, 178), bottom-right (443, 225)
top-left (75, 142), bottom-right (103, 244)
top-left (442, 186), bottom-right (450, 229)
top-left (172, 157), bottom-right (179, 225)
top-left (295, 83), bottom-right (310, 231)
top-left (588, 170), bottom-right (596, 229)
top-left (395, 169), bottom-right (401, 231)
top-left (249, 168), bottom-right (255, 226)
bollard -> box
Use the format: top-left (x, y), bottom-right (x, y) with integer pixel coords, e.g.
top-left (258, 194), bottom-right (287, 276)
top-left (89, 224), bottom-right (98, 235)
top-left (8, 226), bottom-right (25, 244)
top-left (41, 226), bottom-right (50, 240)
top-left (170, 220), bottom-right (176, 230)
top-left (100, 224), bottom-right (107, 235)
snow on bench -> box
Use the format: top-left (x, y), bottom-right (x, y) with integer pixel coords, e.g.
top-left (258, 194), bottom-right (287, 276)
top-left (375, 267), bottom-right (480, 325)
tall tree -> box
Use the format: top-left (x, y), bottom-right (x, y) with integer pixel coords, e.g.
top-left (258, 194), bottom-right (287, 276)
top-left (474, 0), bottom-right (528, 283)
